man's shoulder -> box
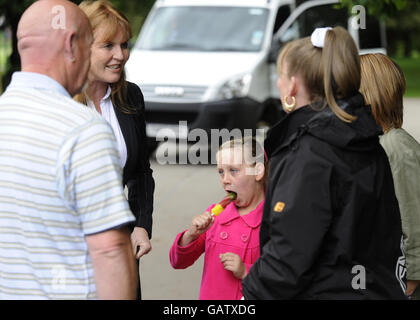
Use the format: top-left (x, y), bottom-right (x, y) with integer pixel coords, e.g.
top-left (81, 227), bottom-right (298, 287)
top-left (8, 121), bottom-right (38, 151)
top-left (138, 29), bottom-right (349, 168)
top-left (3, 86), bottom-right (105, 127)
top-left (40, 89), bottom-right (98, 119)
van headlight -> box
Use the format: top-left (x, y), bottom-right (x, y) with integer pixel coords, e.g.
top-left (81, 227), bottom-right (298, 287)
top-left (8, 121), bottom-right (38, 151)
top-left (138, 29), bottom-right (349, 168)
top-left (217, 74), bottom-right (252, 100)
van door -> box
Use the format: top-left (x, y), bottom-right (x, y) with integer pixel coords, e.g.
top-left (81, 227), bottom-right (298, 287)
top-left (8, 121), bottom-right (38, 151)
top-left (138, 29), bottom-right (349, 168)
top-left (269, 0), bottom-right (386, 100)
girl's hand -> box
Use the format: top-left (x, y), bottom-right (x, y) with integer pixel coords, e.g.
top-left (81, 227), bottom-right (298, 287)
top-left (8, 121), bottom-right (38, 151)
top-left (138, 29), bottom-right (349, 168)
top-left (220, 252), bottom-right (247, 279)
top-left (189, 211), bottom-right (214, 237)
top-left (180, 212), bottom-right (214, 246)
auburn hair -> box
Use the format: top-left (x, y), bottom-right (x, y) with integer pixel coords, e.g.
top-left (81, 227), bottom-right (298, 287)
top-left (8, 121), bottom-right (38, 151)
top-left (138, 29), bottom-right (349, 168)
top-left (75, 0), bottom-right (135, 114)
top-left (277, 26), bottom-right (360, 123)
top-left (360, 53), bottom-right (405, 132)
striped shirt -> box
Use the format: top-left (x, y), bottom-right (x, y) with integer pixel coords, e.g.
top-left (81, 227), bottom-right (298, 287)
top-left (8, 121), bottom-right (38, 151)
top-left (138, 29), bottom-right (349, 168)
top-left (0, 72), bottom-right (135, 299)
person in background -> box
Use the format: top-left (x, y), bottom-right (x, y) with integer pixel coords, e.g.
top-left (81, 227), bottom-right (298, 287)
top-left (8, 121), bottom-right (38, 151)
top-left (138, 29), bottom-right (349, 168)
top-left (170, 137), bottom-right (267, 300)
top-left (0, 0), bottom-right (137, 299)
top-left (75, 0), bottom-right (155, 300)
top-left (360, 53), bottom-right (420, 300)
top-left (242, 27), bottom-right (407, 299)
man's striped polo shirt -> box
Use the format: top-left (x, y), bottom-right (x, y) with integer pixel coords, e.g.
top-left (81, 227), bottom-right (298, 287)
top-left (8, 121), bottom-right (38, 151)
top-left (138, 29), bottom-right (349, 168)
top-left (0, 72), bottom-right (135, 299)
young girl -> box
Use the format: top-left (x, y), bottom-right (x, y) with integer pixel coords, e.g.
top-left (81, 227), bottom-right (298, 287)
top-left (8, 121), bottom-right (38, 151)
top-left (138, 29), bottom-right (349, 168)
top-left (169, 137), bottom-right (267, 300)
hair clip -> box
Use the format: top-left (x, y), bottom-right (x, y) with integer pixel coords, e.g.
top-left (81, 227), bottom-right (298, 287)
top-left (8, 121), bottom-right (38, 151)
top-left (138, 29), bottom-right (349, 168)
top-left (311, 27), bottom-right (332, 48)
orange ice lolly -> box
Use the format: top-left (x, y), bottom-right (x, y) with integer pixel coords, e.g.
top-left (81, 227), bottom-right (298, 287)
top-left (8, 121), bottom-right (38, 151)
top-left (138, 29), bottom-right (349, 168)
top-left (211, 192), bottom-right (237, 217)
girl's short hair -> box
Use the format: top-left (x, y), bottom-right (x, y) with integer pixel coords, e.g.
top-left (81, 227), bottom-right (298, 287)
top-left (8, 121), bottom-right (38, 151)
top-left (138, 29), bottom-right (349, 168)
top-left (218, 136), bottom-right (268, 189)
top-left (277, 26), bottom-right (360, 123)
top-left (75, 0), bottom-right (135, 114)
top-left (359, 53), bottom-right (406, 132)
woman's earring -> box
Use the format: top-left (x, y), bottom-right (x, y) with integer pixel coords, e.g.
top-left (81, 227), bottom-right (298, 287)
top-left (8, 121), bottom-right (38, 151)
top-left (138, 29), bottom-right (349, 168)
top-left (283, 95), bottom-right (296, 112)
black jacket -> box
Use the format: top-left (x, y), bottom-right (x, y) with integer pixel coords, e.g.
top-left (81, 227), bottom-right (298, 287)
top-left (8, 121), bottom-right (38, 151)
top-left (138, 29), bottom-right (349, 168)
top-left (242, 93), bottom-right (406, 299)
top-left (114, 82), bottom-right (155, 238)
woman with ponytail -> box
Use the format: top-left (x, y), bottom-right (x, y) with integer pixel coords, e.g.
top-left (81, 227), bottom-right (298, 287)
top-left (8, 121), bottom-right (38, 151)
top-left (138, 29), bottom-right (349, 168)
top-left (242, 27), bottom-right (407, 299)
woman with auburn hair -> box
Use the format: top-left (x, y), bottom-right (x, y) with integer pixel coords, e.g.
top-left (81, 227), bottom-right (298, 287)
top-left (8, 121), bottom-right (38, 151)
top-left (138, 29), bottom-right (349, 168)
top-left (75, 0), bottom-right (155, 299)
top-left (360, 53), bottom-right (420, 300)
top-left (242, 27), bottom-right (406, 299)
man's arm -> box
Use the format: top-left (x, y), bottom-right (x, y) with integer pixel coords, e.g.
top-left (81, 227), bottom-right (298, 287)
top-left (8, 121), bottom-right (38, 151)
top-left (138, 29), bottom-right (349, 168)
top-left (86, 227), bottom-right (137, 300)
top-left (58, 119), bottom-right (137, 299)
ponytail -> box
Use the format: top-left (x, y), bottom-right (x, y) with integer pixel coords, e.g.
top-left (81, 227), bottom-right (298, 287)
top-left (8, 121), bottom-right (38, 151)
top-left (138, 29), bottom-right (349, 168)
top-left (322, 27), bottom-right (360, 122)
top-left (277, 26), bottom-right (361, 123)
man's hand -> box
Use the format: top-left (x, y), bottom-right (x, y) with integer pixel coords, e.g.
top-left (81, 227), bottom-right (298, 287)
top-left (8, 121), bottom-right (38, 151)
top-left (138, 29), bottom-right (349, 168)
top-left (131, 227), bottom-right (152, 259)
top-left (220, 252), bottom-right (247, 279)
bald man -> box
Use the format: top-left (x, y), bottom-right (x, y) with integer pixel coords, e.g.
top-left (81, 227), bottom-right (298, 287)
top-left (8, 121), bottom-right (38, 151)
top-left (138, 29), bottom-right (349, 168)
top-left (0, 0), bottom-right (137, 299)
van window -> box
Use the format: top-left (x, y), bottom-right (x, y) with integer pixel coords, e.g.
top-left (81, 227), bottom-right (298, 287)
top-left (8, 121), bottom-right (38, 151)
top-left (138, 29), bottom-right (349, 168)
top-left (359, 17), bottom-right (384, 49)
top-left (273, 5), bottom-right (291, 35)
top-left (279, 4), bottom-right (348, 42)
top-left (137, 6), bottom-right (269, 52)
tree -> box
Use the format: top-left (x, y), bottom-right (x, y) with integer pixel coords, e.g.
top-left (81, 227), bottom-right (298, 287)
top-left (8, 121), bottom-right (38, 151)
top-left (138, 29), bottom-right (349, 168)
top-left (339, 0), bottom-right (409, 19)
top-left (111, 0), bottom-right (154, 39)
top-left (0, 0), bottom-right (34, 91)
top-left (339, 0), bottom-right (420, 57)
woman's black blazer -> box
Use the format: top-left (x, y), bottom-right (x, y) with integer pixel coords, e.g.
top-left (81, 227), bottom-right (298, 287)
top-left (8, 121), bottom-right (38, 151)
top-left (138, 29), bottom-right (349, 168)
top-left (114, 81), bottom-right (155, 238)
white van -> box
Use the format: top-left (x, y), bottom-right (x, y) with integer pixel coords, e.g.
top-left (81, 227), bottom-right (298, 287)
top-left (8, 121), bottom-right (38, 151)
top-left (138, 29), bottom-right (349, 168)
top-left (125, 0), bottom-right (386, 151)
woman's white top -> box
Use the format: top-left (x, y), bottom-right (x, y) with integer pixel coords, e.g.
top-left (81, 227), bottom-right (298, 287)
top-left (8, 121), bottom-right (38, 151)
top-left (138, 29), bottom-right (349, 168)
top-left (87, 86), bottom-right (127, 168)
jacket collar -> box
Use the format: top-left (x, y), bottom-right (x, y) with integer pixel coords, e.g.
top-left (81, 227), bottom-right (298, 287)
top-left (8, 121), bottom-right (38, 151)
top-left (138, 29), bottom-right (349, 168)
top-left (265, 93), bottom-right (382, 158)
top-left (218, 201), bottom-right (265, 228)
top-left (7, 72), bottom-right (70, 98)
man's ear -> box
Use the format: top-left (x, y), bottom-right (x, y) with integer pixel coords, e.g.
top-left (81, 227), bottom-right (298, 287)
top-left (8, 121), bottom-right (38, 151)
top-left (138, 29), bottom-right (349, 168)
top-left (64, 30), bottom-right (77, 62)
top-left (255, 162), bottom-right (265, 182)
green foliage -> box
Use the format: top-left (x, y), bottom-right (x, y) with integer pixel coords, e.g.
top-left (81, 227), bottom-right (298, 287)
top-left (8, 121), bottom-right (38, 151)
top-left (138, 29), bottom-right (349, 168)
top-left (339, 0), bottom-right (409, 19)
top-left (109, 0), bottom-right (155, 40)
top-left (0, 34), bottom-right (11, 93)
top-left (393, 57), bottom-right (420, 97)
top-left (339, 0), bottom-right (420, 58)
top-left (0, 0), bottom-right (35, 24)
top-left (0, 0), bottom-right (154, 90)
top-left (0, 0), bottom-right (35, 92)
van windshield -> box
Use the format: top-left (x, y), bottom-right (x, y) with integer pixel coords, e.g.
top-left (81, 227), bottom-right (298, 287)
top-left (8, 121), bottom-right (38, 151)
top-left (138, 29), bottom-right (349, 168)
top-left (137, 6), bottom-right (269, 52)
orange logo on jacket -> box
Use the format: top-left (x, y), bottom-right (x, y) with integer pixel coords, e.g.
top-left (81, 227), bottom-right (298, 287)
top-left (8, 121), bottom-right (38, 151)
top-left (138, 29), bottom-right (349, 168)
top-left (274, 202), bottom-right (285, 213)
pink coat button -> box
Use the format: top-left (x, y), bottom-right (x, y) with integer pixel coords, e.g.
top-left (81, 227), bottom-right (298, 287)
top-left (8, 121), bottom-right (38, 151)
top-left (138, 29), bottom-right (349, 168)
top-left (220, 231), bottom-right (228, 240)
top-left (241, 234), bottom-right (248, 242)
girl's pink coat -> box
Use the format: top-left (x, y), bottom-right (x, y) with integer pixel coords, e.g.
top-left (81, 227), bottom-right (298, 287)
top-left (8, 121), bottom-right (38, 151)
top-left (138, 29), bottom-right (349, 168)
top-left (169, 201), bottom-right (264, 300)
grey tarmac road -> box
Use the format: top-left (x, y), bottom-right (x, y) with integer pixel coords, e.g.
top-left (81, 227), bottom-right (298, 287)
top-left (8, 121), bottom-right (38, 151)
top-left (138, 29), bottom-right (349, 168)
top-left (139, 98), bottom-right (419, 300)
